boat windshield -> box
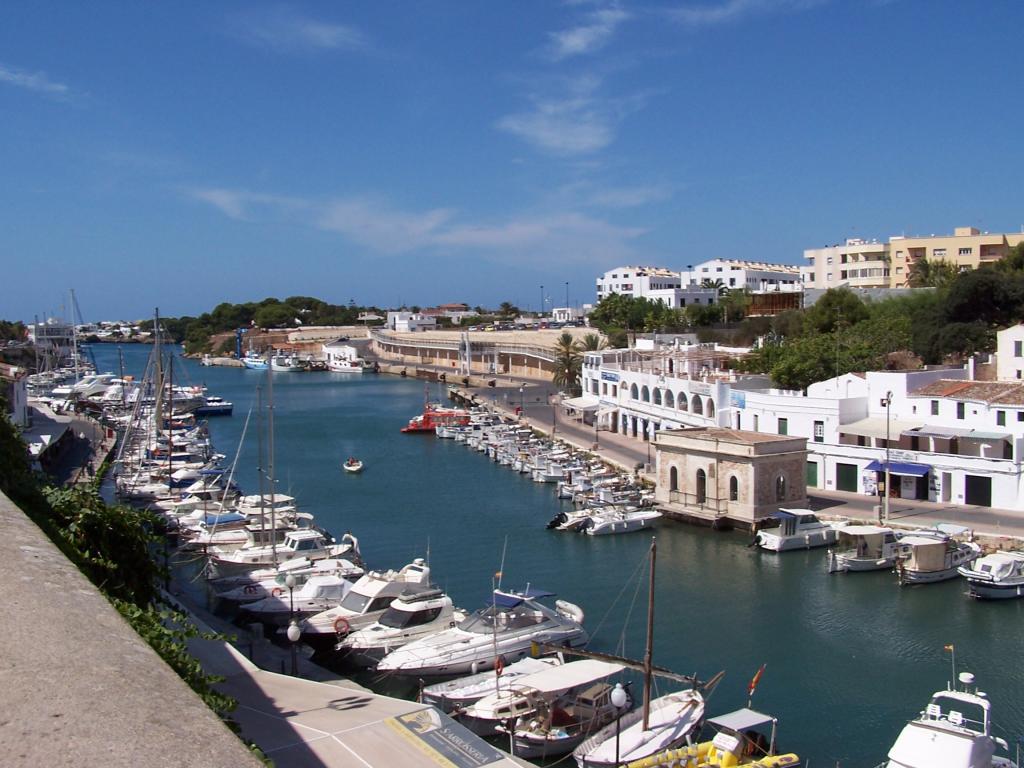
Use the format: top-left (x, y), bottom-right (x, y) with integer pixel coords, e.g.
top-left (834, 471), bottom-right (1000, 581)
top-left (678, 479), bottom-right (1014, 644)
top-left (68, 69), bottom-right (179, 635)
top-left (459, 604), bottom-right (549, 634)
top-left (340, 590), bottom-right (373, 613)
top-left (380, 605), bottom-right (443, 629)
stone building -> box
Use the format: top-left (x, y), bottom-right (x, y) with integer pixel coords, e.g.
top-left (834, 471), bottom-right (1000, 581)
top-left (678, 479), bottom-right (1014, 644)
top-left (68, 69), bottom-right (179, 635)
top-left (655, 427), bottom-right (808, 530)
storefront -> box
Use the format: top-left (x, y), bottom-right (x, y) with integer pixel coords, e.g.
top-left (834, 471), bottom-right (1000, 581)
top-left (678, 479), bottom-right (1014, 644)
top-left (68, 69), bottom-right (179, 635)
top-left (864, 459), bottom-right (930, 500)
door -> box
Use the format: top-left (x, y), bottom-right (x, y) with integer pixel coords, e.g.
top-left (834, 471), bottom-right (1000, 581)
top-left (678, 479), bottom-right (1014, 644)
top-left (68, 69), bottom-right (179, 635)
top-left (836, 463), bottom-right (858, 492)
top-left (806, 461), bottom-right (818, 488)
top-left (941, 472), bottom-right (951, 503)
top-left (964, 475), bottom-right (992, 507)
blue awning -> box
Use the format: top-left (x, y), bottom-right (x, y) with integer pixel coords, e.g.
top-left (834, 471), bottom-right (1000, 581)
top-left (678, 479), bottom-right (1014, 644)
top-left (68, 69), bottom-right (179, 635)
top-left (864, 460), bottom-right (930, 477)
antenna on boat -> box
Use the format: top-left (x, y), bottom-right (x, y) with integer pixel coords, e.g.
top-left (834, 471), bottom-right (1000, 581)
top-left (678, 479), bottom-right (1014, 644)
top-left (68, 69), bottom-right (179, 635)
top-left (497, 536), bottom-right (508, 591)
top-left (945, 644), bottom-right (957, 688)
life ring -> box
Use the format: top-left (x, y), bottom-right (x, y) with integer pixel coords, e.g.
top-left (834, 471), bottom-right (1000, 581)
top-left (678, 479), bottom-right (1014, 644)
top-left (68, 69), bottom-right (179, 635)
top-left (244, 584), bottom-right (257, 594)
top-left (495, 655), bottom-right (505, 675)
top-left (271, 587), bottom-right (283, 597)
top-left (333, 616), bottom-right (350, 635)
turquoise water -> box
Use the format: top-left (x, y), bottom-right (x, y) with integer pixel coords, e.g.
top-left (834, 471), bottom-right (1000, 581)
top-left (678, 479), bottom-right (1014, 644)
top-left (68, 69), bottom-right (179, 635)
top-left (94, 344), bottom-right (1024, 766)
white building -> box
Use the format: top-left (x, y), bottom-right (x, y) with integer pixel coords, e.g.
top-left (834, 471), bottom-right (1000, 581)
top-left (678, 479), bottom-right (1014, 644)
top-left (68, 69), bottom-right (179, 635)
top-left (582, 346), bottom-right (1024, 510)
top-left (595, 266), bottom-right (681, 300)
top-left (551, 307), bottom-right (584, 324)
top-left (802, 239), bottom-right (890, 290)
top-left (995, 324), bottom-right (1024, 381)
top-left (386, 312), bottom-right (437, 333)
top-left (680, 259), bottom-right (803, 293)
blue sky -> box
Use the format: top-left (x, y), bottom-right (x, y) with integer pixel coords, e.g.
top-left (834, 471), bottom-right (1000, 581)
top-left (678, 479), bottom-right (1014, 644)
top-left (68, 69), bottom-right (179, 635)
top-left (3, 1), bottom-right (1023, 322)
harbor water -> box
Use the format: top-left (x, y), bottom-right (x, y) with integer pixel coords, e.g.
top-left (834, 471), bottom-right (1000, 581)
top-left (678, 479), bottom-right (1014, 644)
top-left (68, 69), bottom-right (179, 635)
top-left (96, 344), bottom-right (1024, 767)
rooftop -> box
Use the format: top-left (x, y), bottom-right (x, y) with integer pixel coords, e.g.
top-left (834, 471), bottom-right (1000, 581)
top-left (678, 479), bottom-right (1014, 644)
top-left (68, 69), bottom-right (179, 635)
top-left (659, 426), bottom-right (803, 446)
top-left (911, 379), bottom-right (1024, 405)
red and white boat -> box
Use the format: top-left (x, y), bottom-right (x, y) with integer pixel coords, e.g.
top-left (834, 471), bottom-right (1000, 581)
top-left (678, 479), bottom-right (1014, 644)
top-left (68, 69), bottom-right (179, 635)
top-left (401, 404), bottom-right (471, 433)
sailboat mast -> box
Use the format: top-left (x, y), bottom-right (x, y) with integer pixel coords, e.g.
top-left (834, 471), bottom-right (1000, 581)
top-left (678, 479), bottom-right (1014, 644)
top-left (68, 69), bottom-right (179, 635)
top-left (643, 537), bottom-right (657, 731)
top-left (167, 354), bottom-right (174, 496)
top-left (267, 349), bottom-right (277, 567)
top-left (256, 384), bottom-right (266, 549)
top-left (153, 309), bottom-right (163, 433)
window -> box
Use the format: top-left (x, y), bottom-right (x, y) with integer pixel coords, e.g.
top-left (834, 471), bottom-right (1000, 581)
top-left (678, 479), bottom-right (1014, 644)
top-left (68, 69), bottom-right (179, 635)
top-left (813, 421), bottom-right (824, 443)
top-left (1018, 411), bottom-right (1024, 422)
top-left (729, 476), bottom-right (738, 501)
top-left (696, 469), bottom-right (707, 504)
top-left (895, 250), bottom-right (903, 259)
top-left (957, 402), bottom-right (965, 420)
top-left (753, 414), bottom-right (759, 431)
top-left (691, 394), bottom-right (703, 415)
top-left (630, 383), bottom-right (639, 399)
top-left (775, 475), bottom-right (786, 501)
top-left (1015, 340), bottom-right (1023, 357)
top-left (653, 388), bottom-right (662, 406)
top-left (778, 417), bottom-right (788, 435)
top-left (933, 248), bottom-right (947, 257)
top-left (641, 385), bottom-right (650, 402)
top-left (826, 256), bottom-right (833, 264)
top-left (895, 267), bottom-right (903, 274)
top-left (997, 411), bottom-right (1006, 426)
top-left (841, 271), bottom-right (848, 279)
top-left (931, 400), bottom-right (939, 415)
top-left (669, 466), bottom-right (679, 492)
top-left (959, 247), bottom-right (973, 256)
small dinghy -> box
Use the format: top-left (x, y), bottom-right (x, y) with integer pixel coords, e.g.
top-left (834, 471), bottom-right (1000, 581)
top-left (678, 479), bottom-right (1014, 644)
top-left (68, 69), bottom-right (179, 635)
top-left (342, 457), bottom-right (364, 474)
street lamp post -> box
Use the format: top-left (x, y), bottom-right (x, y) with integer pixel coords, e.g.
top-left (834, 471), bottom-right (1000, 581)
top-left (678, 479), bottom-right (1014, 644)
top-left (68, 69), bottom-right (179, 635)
top-left (539, 285), bottom-right (544, 318)
top-left (883, 390), bottom-right (893, 524)
top-left (285, 573), bottom-right (300, 675)
top-left (610, 682), bottom-right (627, 767)
top-left (565, 281), bottom-right (569, 315)
top-left (519, 385), bottom-right (525, 420)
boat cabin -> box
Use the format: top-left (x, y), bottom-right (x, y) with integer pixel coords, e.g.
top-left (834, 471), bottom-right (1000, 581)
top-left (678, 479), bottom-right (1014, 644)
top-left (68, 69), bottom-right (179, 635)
top-left (836, 524), bottom-right (899, 558)
top-left (775, 508), bottom-right (825, 537)
top-left (701, 708), bottom-right (784, 765)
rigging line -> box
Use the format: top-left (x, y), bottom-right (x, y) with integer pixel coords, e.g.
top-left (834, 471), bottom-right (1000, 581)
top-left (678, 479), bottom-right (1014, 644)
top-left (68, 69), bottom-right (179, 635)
top-left (618, 553), bottom-right (647, 660)
top-left (581, 548), bottom-right (647, 652)
top-left (205, 400), bottom-right (255, 538)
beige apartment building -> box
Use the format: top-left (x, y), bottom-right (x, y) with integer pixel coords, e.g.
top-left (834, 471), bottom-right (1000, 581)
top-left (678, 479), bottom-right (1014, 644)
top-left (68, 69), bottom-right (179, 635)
top-left (803, 227), bottom-right (1024, 290)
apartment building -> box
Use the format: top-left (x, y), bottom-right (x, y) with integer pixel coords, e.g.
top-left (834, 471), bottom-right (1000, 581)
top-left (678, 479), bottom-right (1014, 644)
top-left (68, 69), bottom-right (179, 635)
top-left (803, 227), bottom-right (1024, 290)
top-left (680, 259), bottom-right (803, 292)
top-left (594, 266), bottom-right (717, 307)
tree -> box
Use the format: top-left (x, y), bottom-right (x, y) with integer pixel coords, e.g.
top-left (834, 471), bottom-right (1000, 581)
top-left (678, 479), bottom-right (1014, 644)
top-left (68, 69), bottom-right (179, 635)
top-left (995, 241), bottom-right (1024, 273)
top-left (907, 258), bottom-right (957, 289)
top-left (700, 278), bottom-right (728, 297)
top-left (803, 288), bottom-right (869, 334)
top-left (580, 333), bottom-right (605, 351)
top-left (551, 332), bottom-right (583, 394)
top-left (498, 302), bottom-right (519, 319)
top-left (253, 303), bottom-right (294, 329)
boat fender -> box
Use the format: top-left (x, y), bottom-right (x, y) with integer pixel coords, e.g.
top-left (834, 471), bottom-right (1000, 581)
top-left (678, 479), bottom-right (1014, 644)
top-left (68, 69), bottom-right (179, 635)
top-left (333, 616), bottom-right (350, 635)
top-left (244, 584), bottom-right (257, 594)
top-left (495, 655), bottom-right (505, 675)
top-left (471, 661), bottom-right (481, 675)
top-left (271, 587), bottom-right (283, 597)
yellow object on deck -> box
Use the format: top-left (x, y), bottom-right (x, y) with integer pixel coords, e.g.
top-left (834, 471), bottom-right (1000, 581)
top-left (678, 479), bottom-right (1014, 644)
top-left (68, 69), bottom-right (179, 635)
top-left (624, 742), bottom-right (800, 768)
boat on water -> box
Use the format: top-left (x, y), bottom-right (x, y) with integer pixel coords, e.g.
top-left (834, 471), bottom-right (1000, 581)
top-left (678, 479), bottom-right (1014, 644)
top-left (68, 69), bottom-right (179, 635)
top-left (342, 457), bottom-right (364, 473)
top-left (214, 558), bottom-right (364, 603)
top-left (376, 587), bottom-right (588, 677)
top-left (241, 350), bottom-right (268, 370)
top-left (754, 509), bottom-right (839, 552)
top-left (420, 656), bottom-right (564, 713)
top-left (958, 550), bottom-right (1024, 599)
top-left (323, 340), bottom-right (365, 373)
top-left (194, 395), bottom-right (233, 416)
top-left (270, 351), bottom-right (303, 372)
top-left (582, 508), bottom-right (661, 536)
top-left (894, 526), bottom-right (981, 585)
top-left (241, 573), bottom-right (356, 625)
top-left (401, 404), bottom-right (471, 433)
top-left (879, 671), bottom-right (1017, 768)
top-left (336, 586), bottom-right (466, 667)
top-left (298, 558), bottom-right (432, 649)
top-left (630, 708), bottom-right (800, 767)
top-left (827, 524), bottom-right (902, 573)
top-left (456, 659), bottom-right (626, 745)
top-left (207, 528), bottom-right (358, 576)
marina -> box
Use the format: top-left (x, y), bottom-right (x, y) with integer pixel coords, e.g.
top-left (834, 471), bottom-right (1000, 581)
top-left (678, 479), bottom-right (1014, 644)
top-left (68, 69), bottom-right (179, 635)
top-left (90, 342), bottom-right (1024, 767)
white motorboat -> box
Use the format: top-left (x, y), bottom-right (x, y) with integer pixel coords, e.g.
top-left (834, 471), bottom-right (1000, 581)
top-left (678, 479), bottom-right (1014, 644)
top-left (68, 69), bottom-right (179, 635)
top-left (755, 508), bottom-right (839, 552)
top-left (376, 587), bottom-right (588, 677)
top-left (298, 558), bottom-right (431, 649)
top-left (881, 672), bottom-right (1017, 768)
top-left (827, 524), bottom-right (903, 573)
top-left (342, 457), bottom-right (364, 474)
top-left (571, 689), bottom-right (705, 767)
top-left (959, 550), bottom-right (1024, 599)
top-left (241, 350), bottom-right (268, 370)
top-left (241, 573), bottom-right (355, 625)
top-left (583, 508), bottom-right (661, 536)
top-left (894, 527), bottom-right (981, 585)
top-left (215, 558), bottom-right (364, 602)
top-left (207, 528), bottom-right (357, 576)
top-left (270, 352), bottom-right (303, 372)
top-left (456, 659), bottom-right (625, 739)
top-left (420, 656), bottom-right (564, 713)
top-left (337, 586), bottom-right (465, 667)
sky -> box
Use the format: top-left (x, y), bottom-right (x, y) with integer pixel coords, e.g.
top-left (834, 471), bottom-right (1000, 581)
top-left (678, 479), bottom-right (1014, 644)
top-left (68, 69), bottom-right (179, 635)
top-left (3, 1), bottom-right (1023, 322)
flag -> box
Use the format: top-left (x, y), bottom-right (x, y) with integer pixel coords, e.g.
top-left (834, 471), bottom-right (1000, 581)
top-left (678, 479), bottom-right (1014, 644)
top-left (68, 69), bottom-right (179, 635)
top-left (748, 664), bottom-right (767, 695)
top-left (494, 571), bottom-right (503, 579)
top-left (944, 644), bottom-right (954, 652)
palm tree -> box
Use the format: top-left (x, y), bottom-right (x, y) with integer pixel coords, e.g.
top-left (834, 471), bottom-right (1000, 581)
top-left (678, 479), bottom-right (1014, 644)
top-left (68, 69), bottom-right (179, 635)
top-left (580, 333), bottom-right (605, 352)
top-left (908, 258), bottom-right (957, 289)
top-left (498, 301), bottom-right (519, 319)
top-left (551, 332), bottom-right (583, 394)
top-left (700, 278), bottom-right (729, 297)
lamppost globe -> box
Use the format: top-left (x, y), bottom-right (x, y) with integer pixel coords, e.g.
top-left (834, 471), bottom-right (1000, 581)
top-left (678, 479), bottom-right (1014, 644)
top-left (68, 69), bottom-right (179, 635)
top-left (284, 573), bottom-right (296, 590)
top-left (610, 682), bottom-right (627, 708)
top-left (286, 620), bottom-right (301, 644)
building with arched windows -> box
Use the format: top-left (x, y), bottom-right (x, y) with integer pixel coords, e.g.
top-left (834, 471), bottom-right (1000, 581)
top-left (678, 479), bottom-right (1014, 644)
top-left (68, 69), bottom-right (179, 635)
top-left (654, 427), bottom-right (809, 530)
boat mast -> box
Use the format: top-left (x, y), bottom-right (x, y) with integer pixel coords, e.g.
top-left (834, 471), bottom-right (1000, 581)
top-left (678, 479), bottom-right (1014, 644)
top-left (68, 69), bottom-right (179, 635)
top-left (70, 288), bottom-right (80, 383)
top-left (255, 383), bottom-right (266, 553)
top-left (167, 353), bottom-right (174, 496)
top-left (642, 536), bottom-right (656, 731)
top-left (267, 349), bottom-right (277, 567)
top-left (153, 309), bottom-right (163, 434)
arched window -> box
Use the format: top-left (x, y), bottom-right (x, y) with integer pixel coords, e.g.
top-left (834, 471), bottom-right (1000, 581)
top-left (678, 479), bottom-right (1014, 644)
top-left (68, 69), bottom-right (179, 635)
top-left (678, 393), bottom-right (688, 412)
top-left (776, 474), bottom-right (786, 501)
top-left (696, 469), bottom-right (707, 504)
top-left (653, 388), bottom-right (662, 406)
top-left (641, 386), bottom-right (650, 403)
top-left (729, 475), bottom-right (739, 501)
top-left (665, 390), bottom-right (675, 409)
top-left (669, 466), bottom-right (679, 492)
top-left (691, 394), bottom-right (703, 415)
top-left (630, 383), bottom-right (639, 400)
top-left (707, 399), bottom-right (716, 418)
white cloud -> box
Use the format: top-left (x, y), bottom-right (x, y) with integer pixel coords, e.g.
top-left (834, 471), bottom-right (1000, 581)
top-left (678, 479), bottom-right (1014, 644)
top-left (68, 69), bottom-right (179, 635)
top-left (187, 185), bottom-right (645, 265)
top-left (497, 75), bottom-right (637, 156)
top-left (0, 64), bottom-right (71, 99)
top-left (232, 8), bottom-right (367, 53)
top-left (549, 6), bottom-right (629, 61)
top-left (671, 0), bottom-right (827, 27)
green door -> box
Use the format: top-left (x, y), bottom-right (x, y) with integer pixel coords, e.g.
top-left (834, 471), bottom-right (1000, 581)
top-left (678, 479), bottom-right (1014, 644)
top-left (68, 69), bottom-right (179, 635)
top-left (806, 461), bottom-right (818, 488)
top-left (836, 462), bottom-right (858, 492)
top-left (964, 475), bottom-right (992, 507)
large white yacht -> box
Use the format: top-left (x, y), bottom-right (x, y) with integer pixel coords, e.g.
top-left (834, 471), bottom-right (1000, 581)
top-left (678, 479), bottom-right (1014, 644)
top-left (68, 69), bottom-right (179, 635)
top-left (376, 587), bottom-right (587, 677)
top-left (882, 672), bottom-right (1016, 768)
